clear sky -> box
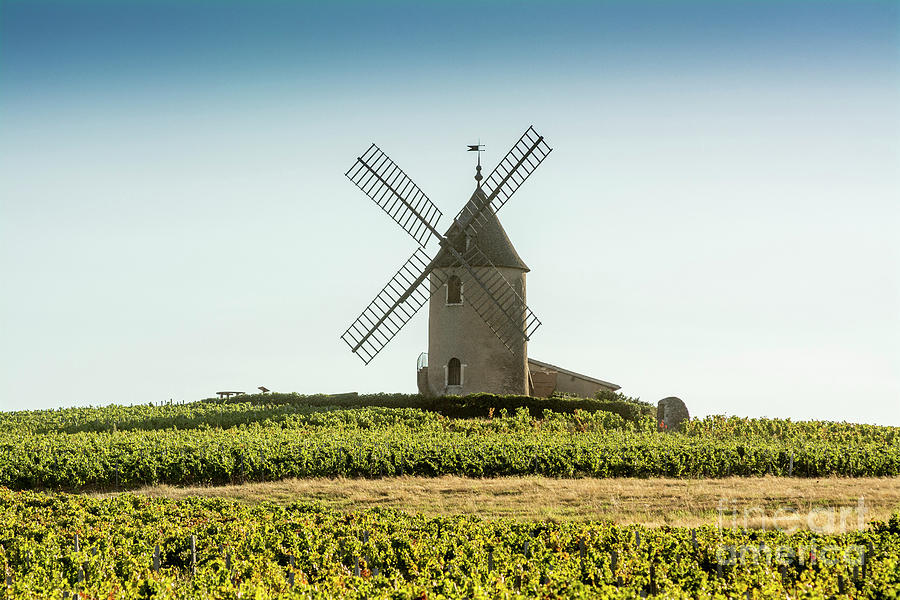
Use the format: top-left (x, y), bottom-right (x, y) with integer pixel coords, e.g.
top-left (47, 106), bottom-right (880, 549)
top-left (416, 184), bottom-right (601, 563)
top-left (1, 1), bottom-right (898, 425)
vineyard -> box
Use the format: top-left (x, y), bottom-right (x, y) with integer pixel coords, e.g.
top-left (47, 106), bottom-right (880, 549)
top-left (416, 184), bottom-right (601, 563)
top-left (0, 396), bottom-right (898, 490)
top-left (1, 489), bottom-right (899, 598)
top-left (2, 394), bottom-right (899, 597)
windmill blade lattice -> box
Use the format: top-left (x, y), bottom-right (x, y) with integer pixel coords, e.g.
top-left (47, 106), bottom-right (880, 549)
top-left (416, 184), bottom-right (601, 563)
top-left (341, 248), bottom-right (446, 365)
top-left (341, 128), bottom-right (550, 364)
top-left (454, 126), bottom-right (552, 238)
top-left (455, 246), bottom-right (542, 352)
top-left (345, 144), bottom-right (444, 247)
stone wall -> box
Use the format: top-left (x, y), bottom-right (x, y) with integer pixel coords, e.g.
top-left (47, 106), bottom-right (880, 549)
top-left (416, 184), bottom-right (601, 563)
top-left (416, 366), bottom-right (429, 395)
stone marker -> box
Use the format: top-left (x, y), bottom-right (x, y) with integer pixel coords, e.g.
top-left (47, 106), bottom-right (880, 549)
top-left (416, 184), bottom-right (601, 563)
top-left (657, 397), bottom-right (689, 432)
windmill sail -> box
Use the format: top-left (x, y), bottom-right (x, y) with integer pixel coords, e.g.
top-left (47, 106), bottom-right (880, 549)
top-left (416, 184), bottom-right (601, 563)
top-left (454, 126), bottom-right (552, 238)
top-left (342, 128), bottom-right (550, 364)
top-left (455, 246), bottom-right (542, 352)
top-left (343, 242), bottom-right (540, 363)
top-left (346, 144), bottom-right (443, 247)
top-left (341, 248), bottom-right (446, 364)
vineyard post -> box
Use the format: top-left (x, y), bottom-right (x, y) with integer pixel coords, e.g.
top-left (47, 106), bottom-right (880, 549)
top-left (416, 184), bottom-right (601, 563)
top-left (838, 573), bottom-right (846, 594)
top-left (649, 562), bottom-right (657, 595)
top-left (788, 451), bottom-right (794, 477)
top-left (74, 534), bottom-right (80, 553)
top-left (487, 550), bottom-right (494, 572)
top-left (288, 571), bottom-right (295, 587)
top-left (190, 535), bottom-right (196, 576)
top-left (354, 556), bottom-right (360, 577)
top-left (635, 530), bottom-right (640, 549)
top-left (153, 544), bottom-right (160, 572)
top-left (611, 549), bottom-right (617, 577)
top-left (861, 547), bottom-right (867, 580)
top-left (691, 529), bottom-right (698, 554)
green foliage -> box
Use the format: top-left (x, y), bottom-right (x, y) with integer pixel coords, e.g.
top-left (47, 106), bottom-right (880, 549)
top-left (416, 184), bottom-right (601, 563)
top-left (211, 391), bottom-right (657, 423)
top-left (0, 398), bottom-right (898, 490)
top-left (1, 489), bottom-right (897, 598)
top-left (684, 415), bottom-right (900, 445)
top-left (591, 390), bottom-right (655, 423)
top-left (0, 392), bottom-right (655, 433)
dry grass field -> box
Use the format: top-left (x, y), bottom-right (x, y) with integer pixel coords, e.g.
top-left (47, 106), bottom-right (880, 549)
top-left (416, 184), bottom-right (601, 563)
top-left (106, 476), bottom-right (900, 531)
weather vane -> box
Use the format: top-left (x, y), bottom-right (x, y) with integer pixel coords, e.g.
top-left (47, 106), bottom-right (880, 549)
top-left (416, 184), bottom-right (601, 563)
top-left (468, 141), bottom-right (485, 183)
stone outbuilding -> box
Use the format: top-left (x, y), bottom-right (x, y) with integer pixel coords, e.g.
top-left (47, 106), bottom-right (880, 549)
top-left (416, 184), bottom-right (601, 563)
top-left (527, 358), bottom-right (620, 398)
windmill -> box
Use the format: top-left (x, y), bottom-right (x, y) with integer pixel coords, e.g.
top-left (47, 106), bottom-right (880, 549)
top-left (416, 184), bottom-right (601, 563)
top-left (341, 126), bottom-right (552, 395)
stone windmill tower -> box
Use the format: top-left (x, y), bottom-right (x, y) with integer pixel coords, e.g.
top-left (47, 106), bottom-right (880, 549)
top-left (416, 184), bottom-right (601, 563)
top-left (341, 128), bottom-right (551, 396)
top-left (424, 172), bottom-right (531, 396)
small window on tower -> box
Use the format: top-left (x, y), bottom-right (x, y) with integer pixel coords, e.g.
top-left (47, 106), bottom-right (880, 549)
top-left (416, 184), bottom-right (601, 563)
top-left (447, 357), bottom-right (461, 386)
top-left (447, 275), bottom-right (462, 305)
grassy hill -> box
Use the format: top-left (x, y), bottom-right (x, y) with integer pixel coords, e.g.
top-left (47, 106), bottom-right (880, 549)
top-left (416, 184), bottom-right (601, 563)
top-left (1, 393), bottom-right (898, 490)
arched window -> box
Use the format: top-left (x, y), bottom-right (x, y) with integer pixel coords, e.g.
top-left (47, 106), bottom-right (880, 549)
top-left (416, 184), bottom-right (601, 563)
top-left (447, 357), bottom-right (461, 386)
top-left (446, 275), bottom-right (462, 304)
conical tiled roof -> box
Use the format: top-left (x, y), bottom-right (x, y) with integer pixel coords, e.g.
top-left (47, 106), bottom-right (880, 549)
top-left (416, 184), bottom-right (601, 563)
top-left (434, 188), bottom-right (529, 272)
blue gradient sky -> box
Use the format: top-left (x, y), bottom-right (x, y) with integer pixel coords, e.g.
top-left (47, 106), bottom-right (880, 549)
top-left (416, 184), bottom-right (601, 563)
top-left (1, 1), bottom-right (898, 424)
